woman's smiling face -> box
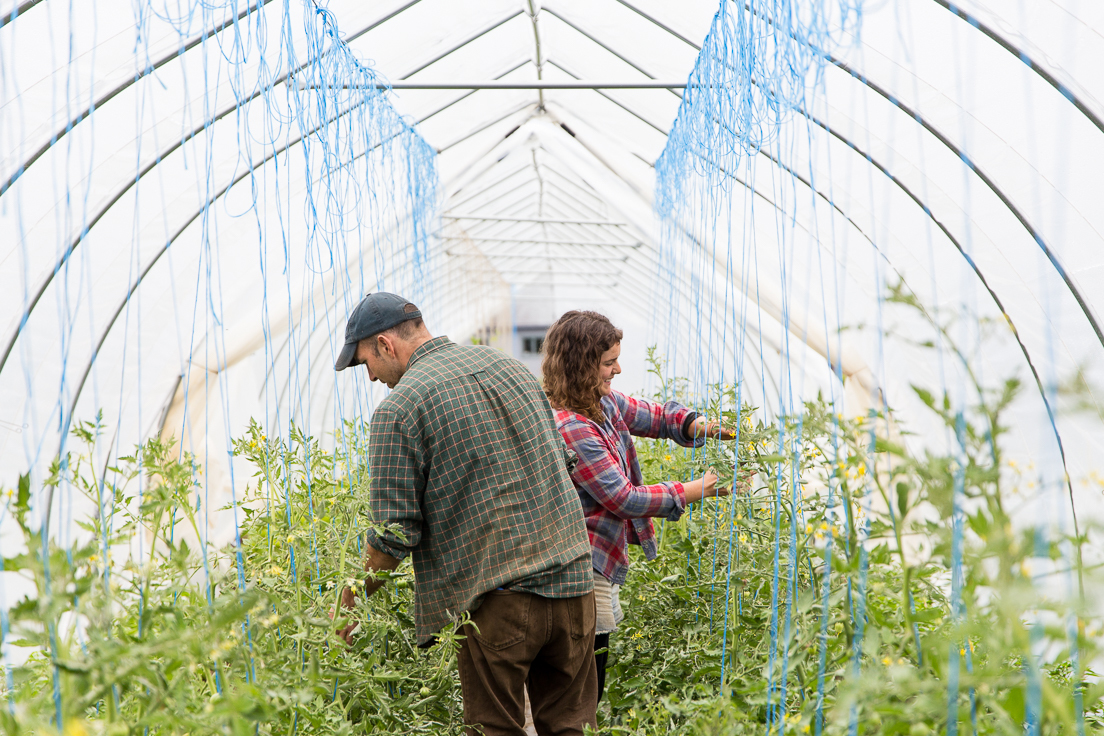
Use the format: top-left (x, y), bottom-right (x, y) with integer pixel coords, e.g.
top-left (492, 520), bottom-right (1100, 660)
top-left (598, 342), bottom-right (622, 397)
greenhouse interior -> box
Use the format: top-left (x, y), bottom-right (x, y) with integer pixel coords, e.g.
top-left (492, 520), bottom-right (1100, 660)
top-left (1, 0), bottom-right (1102, 733)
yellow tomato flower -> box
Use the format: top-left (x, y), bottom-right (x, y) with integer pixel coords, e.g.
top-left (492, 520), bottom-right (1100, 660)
top-left (63, 721), bottom-right (88, 736)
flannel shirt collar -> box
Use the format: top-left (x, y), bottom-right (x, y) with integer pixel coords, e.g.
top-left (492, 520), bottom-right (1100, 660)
top-left (406, 336), bottom-right (452, 369)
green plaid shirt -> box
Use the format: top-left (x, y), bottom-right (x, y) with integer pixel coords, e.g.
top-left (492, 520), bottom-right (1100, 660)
top-left (365, 337), bottom-right (593, 645)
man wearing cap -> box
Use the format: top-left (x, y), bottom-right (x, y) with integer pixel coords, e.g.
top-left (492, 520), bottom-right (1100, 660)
top-left (334, 292), bottom-right (598, 736)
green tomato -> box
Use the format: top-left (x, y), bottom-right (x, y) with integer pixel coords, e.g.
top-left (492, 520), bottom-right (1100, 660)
top-left (419, 686), bottom-right (431, 696)
top-left (909, 723), bottom-right (929, 736)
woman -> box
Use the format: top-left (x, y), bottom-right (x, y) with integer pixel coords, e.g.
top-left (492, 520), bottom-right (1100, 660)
top-left (542, 310), bottom-right (735, 703)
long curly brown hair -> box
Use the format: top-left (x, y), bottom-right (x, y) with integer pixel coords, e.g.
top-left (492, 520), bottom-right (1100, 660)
top-left (542, 311), bottom-right (623, 423)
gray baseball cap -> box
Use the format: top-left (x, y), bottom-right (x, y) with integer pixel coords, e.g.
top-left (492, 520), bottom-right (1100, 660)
top-left (334, 292), bottom-right (422, 371)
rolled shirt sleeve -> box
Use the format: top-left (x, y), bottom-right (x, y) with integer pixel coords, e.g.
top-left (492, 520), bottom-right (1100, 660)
top-left (563, 419), bottom-right (686, 523)
top-left (607, 391), bottom-right (706, 448)
top-left (364, 405), bottom-right (424, 560)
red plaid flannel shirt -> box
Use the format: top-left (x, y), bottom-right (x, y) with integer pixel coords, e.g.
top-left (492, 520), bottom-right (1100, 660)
top-left (554, 390), bottom-right (704, 585)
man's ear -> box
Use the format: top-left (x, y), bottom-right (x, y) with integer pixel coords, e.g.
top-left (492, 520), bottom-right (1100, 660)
top-left (376, 333), bottom-right (397, 358)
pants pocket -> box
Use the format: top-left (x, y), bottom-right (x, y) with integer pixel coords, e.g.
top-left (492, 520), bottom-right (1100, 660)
top-left (472, 590), bottom-right (532, 650)
top-left (568, 592), bottom-right (596, 640)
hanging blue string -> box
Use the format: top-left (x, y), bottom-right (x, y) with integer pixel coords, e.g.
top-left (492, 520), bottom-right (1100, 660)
top-left (946, 411), bottom-right (968, 736)
top-left (653, 0), bottom-right (863, 716)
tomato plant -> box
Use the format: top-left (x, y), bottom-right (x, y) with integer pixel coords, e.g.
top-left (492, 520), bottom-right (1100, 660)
top-left (0, 364), bottom-right (1100, 735)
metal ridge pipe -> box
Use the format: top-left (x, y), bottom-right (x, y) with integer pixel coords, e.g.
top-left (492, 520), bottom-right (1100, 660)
top-left (304, 80), bottom-right (688, 90)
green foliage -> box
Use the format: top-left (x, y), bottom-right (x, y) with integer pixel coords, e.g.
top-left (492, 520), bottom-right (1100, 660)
top-left (0, 368), bottom-right (1100, 734)
top-left (600, 356), bottom-right (1102, 735)
top-left (0, 420), bottom-right (467, 735)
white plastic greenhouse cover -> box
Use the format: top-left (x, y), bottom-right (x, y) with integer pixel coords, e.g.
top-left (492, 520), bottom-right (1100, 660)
top-left (1, 0), bottom-right (1103, 546)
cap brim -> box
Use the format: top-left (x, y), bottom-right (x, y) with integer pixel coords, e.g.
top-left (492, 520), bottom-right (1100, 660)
top-left (335, 341), bottom-right (359, 371)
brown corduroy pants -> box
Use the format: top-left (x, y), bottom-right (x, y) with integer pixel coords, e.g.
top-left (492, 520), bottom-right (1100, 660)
top-left (457, 590), bottom-right (598, 736)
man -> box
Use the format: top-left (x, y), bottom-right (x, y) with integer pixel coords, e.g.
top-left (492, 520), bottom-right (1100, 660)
top-left (333, 292), bottom-right (598, 736)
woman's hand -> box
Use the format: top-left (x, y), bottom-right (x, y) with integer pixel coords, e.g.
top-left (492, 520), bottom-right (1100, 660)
top-left (683, 469), bottom-right (730, 504)
top-left (709, 421), bottom-right (738, 440)
top-left (691, 418), bottom-right (738, 440)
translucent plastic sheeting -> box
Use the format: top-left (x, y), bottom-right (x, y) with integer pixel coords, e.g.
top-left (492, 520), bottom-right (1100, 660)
top-left (1, 0), bottom-right (1103, 548)
top-left (650, 0), bottom-right (1104, 540)
top-left (0, 0), bottom-right (437, 541)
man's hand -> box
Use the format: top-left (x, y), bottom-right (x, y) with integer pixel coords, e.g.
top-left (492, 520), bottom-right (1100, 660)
top-left (334, 584), bottom-right (361, 644)
top-left (333, 543), bottom-right (402, 645)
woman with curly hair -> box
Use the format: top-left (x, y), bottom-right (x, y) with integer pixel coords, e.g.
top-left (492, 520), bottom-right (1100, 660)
top-left (541, 310), bottom-right (736, 704)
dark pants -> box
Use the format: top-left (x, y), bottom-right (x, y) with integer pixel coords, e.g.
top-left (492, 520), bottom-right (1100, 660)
top-left (594, 633), bottom-right (610, 703)
top-left (457, 590), bottom-right (598, 736)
